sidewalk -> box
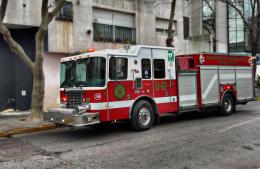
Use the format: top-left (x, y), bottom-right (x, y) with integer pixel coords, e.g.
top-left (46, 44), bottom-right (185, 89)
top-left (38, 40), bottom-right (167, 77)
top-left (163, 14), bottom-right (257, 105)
top-left (0, 110), bottom-right (57, 138)
top-left (256, 88), bottom-right (260, 101)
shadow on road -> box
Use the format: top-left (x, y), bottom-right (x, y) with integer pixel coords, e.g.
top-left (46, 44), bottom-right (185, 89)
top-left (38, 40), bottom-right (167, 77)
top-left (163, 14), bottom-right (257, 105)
top-left (34, 106), bottom-right (256, 141)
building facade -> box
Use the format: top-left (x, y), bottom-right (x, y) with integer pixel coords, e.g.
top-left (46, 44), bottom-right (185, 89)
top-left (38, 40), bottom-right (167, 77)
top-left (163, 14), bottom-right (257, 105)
top-left (0, 0), bottom-right (255, 111)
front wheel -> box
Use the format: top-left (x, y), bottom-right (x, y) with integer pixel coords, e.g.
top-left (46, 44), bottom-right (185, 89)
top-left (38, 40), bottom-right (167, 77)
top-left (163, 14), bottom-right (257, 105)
top-left (130, 100), bottom-right (155, 131)
top-left (219, 94), bottom-right (235, 116)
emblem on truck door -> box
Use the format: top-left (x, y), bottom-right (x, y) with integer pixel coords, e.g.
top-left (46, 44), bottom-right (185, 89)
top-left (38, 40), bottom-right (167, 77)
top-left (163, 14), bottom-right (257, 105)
top-left (114, 84), bottom-right (126, 99)
top-left (94, 93), bottom-right (102, 100)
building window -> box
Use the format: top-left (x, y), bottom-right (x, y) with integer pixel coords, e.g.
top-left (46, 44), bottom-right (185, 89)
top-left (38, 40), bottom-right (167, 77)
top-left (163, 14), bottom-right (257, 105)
top-left (183, 17), bottom-right (190, 40)
top-left (115, 26), bottom-right (136, 44)
top-left (93, 8), bottom-right (136, 44)
top-left (228, 0), bottom-right (245, 53)
top-left (156, 28), bottom-right (174, 34)
top-left (155, 19), bottom-right (175, 35)
top-left (153, 59), bottom-right (165, 79)
top-left (202, 0), bottom-right (216, 34)
top-left (142, 59), bottom-right (151, 79)
top-left (93, 23), bottom-right (113, 42)
top-left (109, 57), bottom-right (128, 80)
top-left (93, 23), bottom-right (136, 44)
top-left (56, 1), bottom-right (73, 22)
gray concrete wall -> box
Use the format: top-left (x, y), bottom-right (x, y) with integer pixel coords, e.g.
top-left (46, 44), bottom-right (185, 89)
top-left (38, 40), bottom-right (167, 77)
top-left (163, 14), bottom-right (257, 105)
top-left (43, 54), bottom-right (64, 111)
top-left (93, 0), bottom-right (136, 11)
top-left (216, 0), bottom-right (228, 53)
top-left (137, 0), bottom-right (156, 46)
top-left (73, 0), bottom-right (93, 52)
top-left (3, 0), bottom-right (41, 27)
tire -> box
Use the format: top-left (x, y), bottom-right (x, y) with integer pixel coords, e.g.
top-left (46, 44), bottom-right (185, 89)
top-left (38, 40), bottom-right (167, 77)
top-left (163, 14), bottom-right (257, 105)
top-left (219, 93), bottom-right (235, 116)
top-left (130, 100), bottom-right (155, 131)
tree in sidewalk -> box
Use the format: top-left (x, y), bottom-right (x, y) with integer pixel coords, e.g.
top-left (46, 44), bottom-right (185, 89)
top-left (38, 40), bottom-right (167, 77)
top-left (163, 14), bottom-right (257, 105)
top-left (0, 0), bottom-right (65, 121)
top-left (166, 0), bottom-right (176, 47)
top-left (203, 0), bottom-right (217, 52)
top-left (220, 0), bottom-right (260, 55)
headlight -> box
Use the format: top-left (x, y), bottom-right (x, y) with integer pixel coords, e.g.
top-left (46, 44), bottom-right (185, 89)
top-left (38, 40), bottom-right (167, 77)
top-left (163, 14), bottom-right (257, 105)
top-left (60, 102), bottom-right (66, 108)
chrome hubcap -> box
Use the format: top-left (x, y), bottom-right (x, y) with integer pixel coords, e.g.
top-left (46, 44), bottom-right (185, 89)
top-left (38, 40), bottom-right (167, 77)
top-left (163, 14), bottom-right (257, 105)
top-left (138, 107), bottom-right (151, 126)
top-left (224, 99), bottom-right (232, 112)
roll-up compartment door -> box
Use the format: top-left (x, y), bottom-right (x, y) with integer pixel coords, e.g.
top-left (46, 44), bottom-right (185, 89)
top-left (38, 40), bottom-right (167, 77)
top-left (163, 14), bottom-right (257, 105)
top-left (219, 67), bottom-right (236, 84)
top-left (200, 67), bottom-right (219, 105)
top-left (178, 72), bottom-right (197, 109)
top-left (236, 67), bottom-right (253, 100)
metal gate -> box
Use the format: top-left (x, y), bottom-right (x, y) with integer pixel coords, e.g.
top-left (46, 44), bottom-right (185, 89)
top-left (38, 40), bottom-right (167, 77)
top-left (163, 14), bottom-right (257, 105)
top-left (0, 28), bottom-right (37, 111)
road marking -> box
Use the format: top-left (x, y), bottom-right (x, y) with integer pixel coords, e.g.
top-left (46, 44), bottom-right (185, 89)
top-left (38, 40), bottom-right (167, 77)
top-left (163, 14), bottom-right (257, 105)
top-left (219, 117), bottom-right (260, 133)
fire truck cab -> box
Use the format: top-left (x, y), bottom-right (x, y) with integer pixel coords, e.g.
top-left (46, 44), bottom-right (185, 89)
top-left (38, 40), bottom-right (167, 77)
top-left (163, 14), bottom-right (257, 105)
top-left (44, 45), bottom-right (254, 131)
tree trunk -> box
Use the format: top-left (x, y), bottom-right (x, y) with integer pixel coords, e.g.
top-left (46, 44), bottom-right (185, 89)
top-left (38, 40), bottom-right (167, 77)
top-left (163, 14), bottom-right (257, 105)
top-left (250, 29), bottom-right (258, 98)
top-left (30, 31), bottom-right (45, 122)
top-left (166, 0), bottom-right (176, 47)
top-left (30, 59), bottom-right (45, 121)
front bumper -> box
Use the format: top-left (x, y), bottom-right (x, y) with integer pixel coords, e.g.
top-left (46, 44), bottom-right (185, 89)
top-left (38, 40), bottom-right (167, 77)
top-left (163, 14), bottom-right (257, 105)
top-left (44, 108), bottom-right (100, 127)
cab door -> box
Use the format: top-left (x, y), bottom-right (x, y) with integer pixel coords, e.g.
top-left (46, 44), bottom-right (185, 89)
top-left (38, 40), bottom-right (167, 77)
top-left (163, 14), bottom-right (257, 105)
top-left (107, 56), bottom-right (130, 121)
top-left (152, 49), bottom-right (174, 113)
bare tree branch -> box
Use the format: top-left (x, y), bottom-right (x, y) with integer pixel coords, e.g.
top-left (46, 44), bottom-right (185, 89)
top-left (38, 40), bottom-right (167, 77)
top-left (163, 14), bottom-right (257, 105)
top-left (41, 0), bottom-right (48, 16)
top-left (37, 0), bottom-right (49, 40)
top-left (219, 0), bottom-right (250, 28)
top-left (0, 25), bottom-right (34, 70)
top-left (48, 0), bottom-right (65, 22)
top-left (0, 0), bottom-right (8, 22)
top-left (204, 0), bottom-right (215, 15)
top-left (0, 0), bottom-right (33, 70)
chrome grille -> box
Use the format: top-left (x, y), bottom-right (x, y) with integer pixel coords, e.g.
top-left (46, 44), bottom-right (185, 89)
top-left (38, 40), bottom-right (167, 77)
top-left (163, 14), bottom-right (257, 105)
top-left (66, 90), bottom-right (82, 109)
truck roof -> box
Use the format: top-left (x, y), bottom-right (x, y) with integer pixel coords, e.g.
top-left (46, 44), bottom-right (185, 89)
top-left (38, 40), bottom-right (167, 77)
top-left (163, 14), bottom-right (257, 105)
top-left (61, 45), bottom-right (175, 62)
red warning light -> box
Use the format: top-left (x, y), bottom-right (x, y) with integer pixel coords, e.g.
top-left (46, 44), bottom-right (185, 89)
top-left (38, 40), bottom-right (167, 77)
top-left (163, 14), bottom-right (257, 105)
top-left (87, 48), bottom-right (95, 52)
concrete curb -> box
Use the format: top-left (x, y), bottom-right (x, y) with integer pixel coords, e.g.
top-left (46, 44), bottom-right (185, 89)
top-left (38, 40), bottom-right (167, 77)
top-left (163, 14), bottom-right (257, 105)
top-left (0, 123), bottom-right (57, 138)
top-left (0, 112), bottom-right (30, 116)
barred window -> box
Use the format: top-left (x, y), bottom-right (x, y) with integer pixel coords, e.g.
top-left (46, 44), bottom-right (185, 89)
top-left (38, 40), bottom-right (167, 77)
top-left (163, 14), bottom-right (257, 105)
top-left (115, 26), bottom-right (136, 44)
top-left (93, 23), bottom-right (136, 44)
top-left (56, 1), bottom-right (73, 22)
top-left (93, 23), bottom-right (113, 42)
top-left (156, 28), bottom-right (174, 34)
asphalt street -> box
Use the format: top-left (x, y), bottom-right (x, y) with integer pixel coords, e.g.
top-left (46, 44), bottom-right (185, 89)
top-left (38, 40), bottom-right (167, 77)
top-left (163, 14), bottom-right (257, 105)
top-left (1, 102), bottom-right (260, 169)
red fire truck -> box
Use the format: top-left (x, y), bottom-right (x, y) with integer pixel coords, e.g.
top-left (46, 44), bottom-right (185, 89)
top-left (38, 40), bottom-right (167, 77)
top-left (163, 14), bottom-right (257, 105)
top-left (44, 45), bottom-right (254, 131)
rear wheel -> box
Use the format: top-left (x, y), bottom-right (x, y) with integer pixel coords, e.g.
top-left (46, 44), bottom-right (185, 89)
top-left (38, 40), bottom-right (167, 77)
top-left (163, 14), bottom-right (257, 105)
top-left (220, 93), bottom-right (235, 116)
top-left (130, 100), bottom-right (155, 131)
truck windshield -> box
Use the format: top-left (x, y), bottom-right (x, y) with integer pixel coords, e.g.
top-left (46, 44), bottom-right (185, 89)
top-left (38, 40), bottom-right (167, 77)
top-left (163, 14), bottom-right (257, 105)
top-left (60, 57), bottom-right (106, 88)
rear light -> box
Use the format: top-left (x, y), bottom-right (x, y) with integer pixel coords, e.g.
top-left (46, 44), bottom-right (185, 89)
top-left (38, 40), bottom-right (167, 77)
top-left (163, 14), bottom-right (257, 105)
top-left (223, 85), bottom-right (230, 90)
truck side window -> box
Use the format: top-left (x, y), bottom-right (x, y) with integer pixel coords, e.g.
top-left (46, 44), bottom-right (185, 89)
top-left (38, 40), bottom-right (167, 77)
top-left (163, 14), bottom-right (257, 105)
top-left (109, 57), bottom-right (128, 80)
top-left (153, 59), bottom-right (165, 79)
top-left (141, 59), bottom-right (151, 79)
